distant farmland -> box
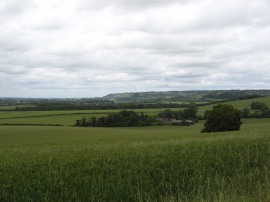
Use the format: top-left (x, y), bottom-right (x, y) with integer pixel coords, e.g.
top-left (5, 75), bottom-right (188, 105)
top-left (0, 108), bottom-right (185, 126)
top-left (0, 97), bottom-right (270, 201)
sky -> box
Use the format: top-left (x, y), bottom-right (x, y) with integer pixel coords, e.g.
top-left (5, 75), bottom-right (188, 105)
top-left (1, 0), bottom-right (270, 98)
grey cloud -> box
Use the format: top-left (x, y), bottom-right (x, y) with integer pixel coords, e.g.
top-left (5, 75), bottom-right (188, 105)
top-left (0, 0), bottom-right (36, 15)
top-left (113, 0), bottom-right (187, 11)
top-left (193, 1), bottom-right (270, 29)
top-left (170, 62), bottom-right (221, 68)
top-left (1, 0), bottom-right (270, 97)
top-left (0, 32), bottom-right (31, 52)
top-left (0, 66), bottom-right (28, 75)
top-left (77, 0), bottom-right (187, 12)
top-left (117, 0), bottom-right (270, 34)
top-left (164, 72), bottom-right (209, 80)
top-left (34, 22), bottom-right (65, 31)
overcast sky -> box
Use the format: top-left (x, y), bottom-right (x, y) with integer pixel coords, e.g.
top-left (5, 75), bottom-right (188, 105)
top-left (1, 0), bottom-right (270, 98)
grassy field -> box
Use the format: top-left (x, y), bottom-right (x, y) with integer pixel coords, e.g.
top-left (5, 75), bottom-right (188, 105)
top-left (1, 97), bottom-right (269, 126)
top-left (198, 97), bottom-right (270, 116)
top-left (0, 118), bottom-right (270, 201)
top-left (1, 100), bottom-right (270, 201)
top-left (0, 108), bottom-right (186, 126)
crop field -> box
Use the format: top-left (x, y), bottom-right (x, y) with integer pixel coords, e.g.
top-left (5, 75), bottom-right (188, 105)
top-left (0, 108), bottom-right (186, 126)
top-left (0, 118), bottom-right (270, 201)
top-left (1, 97), bottom-right (269, 126)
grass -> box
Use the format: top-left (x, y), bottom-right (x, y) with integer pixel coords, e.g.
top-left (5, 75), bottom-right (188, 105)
top-left (198, 97), bottom-right (270, 116)
top-left (0, 108), bottom-right (185, 126)
top-left (1, 119), bottom-right (270, 201)
top-left (1, 97), bottom-right (270, 126)
top-left (2, 97), bottom-right (270, 126)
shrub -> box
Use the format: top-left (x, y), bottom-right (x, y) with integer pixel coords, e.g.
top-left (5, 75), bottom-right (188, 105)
top-left (202, 104), bottom-right (242, 133)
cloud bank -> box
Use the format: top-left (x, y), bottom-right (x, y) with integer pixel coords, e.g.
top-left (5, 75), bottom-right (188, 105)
top-left (1, 0), bottom-right (270, 97)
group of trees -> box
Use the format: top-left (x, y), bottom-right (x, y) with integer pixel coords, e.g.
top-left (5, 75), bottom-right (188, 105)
top-left (75, 101), bottom-right (268, 132)
top-left (75, 110), bottom-right (153, 127)
top-left (242, 102), bottom-right (270, 118)
top-left (202, 91), bottom-right (264, 101)
top-left (75, 104), bottom-right (199, 127)
top-left (203, 101), bottom-right (270, 119)
top-left (75, 104), bottom-right (243, 133)
top-left (157, 104), bottom-right (198, 121)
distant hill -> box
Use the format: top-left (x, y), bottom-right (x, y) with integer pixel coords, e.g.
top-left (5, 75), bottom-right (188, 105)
top-left (2, 90), bottom-right (270, 111)
top-left (103, 90), bottom-right (270, 103)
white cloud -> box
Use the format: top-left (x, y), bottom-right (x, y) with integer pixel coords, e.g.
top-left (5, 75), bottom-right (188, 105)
top-left (0, 0), bottom-right (270, 97)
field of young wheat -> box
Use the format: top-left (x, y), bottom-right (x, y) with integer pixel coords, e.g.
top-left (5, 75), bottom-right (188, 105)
top-left (0, 118), bottom-right (270, 201)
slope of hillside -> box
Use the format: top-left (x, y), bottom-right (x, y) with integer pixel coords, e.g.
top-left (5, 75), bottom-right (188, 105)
top-left (103, 90), bottom-right (270, 103)
top-left (198, 97), bottom-right (270, 115)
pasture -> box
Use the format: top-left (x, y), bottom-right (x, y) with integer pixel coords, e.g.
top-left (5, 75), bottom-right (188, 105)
top-left (0, 118), bottom-right (270, 201)
top-left (0, 108), bottom-right (186, 126)
top-left (1, 96), bottom-right (270, 126)
top-left (198, 97), bottom-right (270, 116)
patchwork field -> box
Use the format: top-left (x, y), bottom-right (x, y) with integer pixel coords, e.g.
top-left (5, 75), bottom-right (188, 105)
top-left (0, 108), bottom-right (186, 126)
top-left (1, 97), bottom-right (270, 126)
top-left (1, 98), bottom-right (270, 201)
top-left (0, 118), bottom-right (270, 201)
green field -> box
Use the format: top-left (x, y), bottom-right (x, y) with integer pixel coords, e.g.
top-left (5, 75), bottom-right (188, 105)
top-left (1, 118), bottom-right (270, 201)
top-left (1, 99), bottom-right (270, 201)
top-left (198, 97), bottom-right (270, 116)
top-left (1, 97), bottom-right (269, 126)
top-left (0, 108), bottom-right (186, 126)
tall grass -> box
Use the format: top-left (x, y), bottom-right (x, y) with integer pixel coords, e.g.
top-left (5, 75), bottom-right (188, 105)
top-left (1, 123), bottom-right (270, 201)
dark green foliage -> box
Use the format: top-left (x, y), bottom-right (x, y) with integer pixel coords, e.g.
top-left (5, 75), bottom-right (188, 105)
top-left (203, 91), bottom-right (265, 101)
top-left (181, 103), bottom-right (198, 121)
top-left (157, 104), bottom-right (198, 122)
top-left (158, 109), bottom-right (178, 119)
top-left (75, 110), bottom-right (153, 127)
top-left (251, 102), bottom-right (270, 116)
top-left (203, 110), bottom-right (211, 120)
top-left (14, 102), bottom-right (189, 111)
top-left (76, 104), bottom-right (199, 127)
top-left (238, 93), bottom-right (264, 100)
top-left (242, 108), bottom-right (250, 118)
top-left (202, 104), bottom-right (242, 133)
top-left (251, 101), bottom-right (269, 111)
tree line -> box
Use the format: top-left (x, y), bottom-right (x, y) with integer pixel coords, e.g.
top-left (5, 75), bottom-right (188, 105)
top-left (157, 104), bottom-right (198, 121)
top-left (14, 103), bottom-right (190, 111)
top-left (75, 104), bottom-right (199, 127)
top-left (75, 110), bottom-right (154, 127)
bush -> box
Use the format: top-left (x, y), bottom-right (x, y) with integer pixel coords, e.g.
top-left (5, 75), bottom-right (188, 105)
top-left (202, 104), bottom-right (242, 133)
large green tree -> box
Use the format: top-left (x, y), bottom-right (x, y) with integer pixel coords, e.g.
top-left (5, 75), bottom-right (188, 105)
top-left (202, 104), bottom-right (242, 133)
